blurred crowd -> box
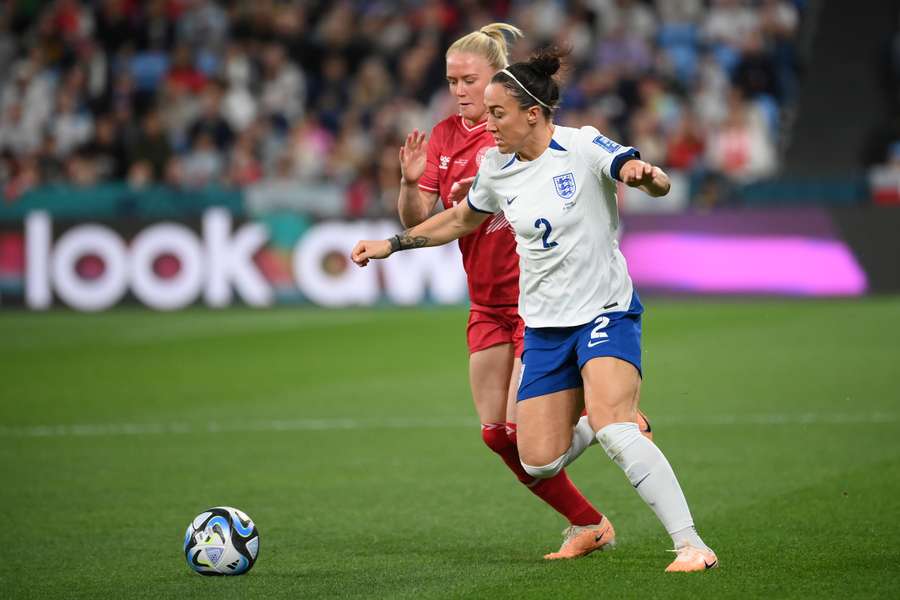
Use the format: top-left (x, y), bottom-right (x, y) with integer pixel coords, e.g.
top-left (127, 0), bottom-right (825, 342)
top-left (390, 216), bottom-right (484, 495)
top-left (868, 14), bottom-right (900, 205)
top-left (0, 0), bottom-right (803, 214)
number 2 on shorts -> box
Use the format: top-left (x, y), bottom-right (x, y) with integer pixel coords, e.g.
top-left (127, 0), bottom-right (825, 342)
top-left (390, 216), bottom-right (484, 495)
top-left (588, 316), bottom-right (610, 348)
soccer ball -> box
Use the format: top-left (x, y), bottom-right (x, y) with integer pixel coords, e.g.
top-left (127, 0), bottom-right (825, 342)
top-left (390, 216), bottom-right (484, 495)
top-left (184, 506), bottom-right (259, 576)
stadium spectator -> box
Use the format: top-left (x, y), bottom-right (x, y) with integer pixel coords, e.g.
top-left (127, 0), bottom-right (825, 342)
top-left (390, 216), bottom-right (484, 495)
top-left (0, 103), bottom-right (40, 157)
top-left (136, 0), bottom-right (177, 52)
top-left (282, 115), bottom-right (334, 183)
top-left (127, 159), bottom-right (154, 190)
top-left (64, 150), bottom-right (100, 186)
top-left (666, 110), bottom-right (706, 171)
top-left (181, 131), bottom-right (223, 188)
top-left (595, 0), bottom-right (659, 42)
top-left (703, 0), bottom-right (760, 50)
top-left (221, 43), bottom-right (257, 132)
top-left (869, 141), bottom-right (900, 205)
top-left (166, 44), bottom-right (208, 94)
top-left (259, 43), bottom-right (305, 130)
top-left (2, 154), bottom-right (40, 201)
top-left (177, 0), bottom-right (229, 51)
top-left (312, 54), bottom-right (352, 133)
top-left (0, 14), bottom-right (18, 77)
top-left (188, 83), bottom-right (234, 150)
top-left (94, 0), bottom-right (133, 54)
top-left (1, 63), bottom-right (53, 156)
top-left (37, 135), bottom-right (66, 184)
top-left (226, 131), bottom-right (263, 188)
top-left (595, 23), bottom-right (653, 74)
top-left (128, 110), bottom-right (172, 181)
top-left (705, 87), bottom-right (776, 183)
top-left (51, 92), bottom-right (94, 157)
top-left (732, 29), bottom-right (779, 100)
top-left (629, 108), bottom-right (667, 166)
top-left (79, 113), bottom-right (127, 180)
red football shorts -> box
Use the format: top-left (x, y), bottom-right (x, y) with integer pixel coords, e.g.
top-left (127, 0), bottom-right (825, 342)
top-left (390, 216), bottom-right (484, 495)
top-left (466, 303), bottom-right (525, 358)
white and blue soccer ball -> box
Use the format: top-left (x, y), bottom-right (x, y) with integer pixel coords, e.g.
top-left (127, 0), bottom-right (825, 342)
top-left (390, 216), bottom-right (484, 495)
top-left (184, 506), bottom-right (259, 576)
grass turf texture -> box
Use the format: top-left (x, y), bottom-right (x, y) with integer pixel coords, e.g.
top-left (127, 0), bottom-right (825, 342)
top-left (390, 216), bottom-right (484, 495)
top-left (1, 298), bottom-right (899, 599)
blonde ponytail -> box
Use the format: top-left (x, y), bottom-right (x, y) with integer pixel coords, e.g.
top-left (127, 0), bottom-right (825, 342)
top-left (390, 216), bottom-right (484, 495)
top-left (446, 22), bottom-right (523, 70)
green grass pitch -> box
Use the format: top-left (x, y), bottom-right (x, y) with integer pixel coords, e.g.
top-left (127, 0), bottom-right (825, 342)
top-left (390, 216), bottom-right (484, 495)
top-left (2, 298), bottom-right (899, 598)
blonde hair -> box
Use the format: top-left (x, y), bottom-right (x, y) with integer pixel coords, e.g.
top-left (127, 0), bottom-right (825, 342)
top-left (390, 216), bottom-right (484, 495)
top-left (446, 22), bottom-right (523, 70)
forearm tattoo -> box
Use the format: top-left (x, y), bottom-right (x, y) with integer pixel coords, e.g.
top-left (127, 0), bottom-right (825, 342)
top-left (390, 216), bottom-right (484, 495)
top-left (389, 231), bottom-right (430, 252)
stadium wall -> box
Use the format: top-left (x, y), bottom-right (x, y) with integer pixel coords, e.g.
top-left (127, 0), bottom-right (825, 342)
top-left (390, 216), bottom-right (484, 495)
top-left (1, 202), bottom-right (897, 312)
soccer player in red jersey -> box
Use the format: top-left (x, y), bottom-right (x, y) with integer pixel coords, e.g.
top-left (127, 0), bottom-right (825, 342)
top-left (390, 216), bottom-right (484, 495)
top-left (396, 24), bottom-right (627, 559)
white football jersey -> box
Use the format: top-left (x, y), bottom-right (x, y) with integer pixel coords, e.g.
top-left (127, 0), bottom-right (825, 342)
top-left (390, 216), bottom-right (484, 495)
top-left (467, 125), bottom-right (639, 328)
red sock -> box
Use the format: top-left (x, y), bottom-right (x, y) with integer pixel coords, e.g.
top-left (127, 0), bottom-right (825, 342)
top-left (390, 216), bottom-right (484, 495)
top-left (481, 423), bottom-right (602, 526)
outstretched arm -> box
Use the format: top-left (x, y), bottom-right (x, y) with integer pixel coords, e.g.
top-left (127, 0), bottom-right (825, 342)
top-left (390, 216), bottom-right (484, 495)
top-left (351, 201), bottom-right (490, 266)
top-left (619, 159), bottom-right (671, 197)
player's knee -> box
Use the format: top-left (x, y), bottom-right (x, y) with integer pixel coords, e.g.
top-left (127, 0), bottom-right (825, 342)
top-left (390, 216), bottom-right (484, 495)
top-left (505, 422), bottom-right (517, 444)
top-left (520, 453), bottom-right (567, 480)
top-left (481, 424), bottom-right (514, 454)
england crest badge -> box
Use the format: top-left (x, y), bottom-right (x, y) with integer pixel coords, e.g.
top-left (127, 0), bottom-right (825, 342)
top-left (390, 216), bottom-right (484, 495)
top-left (553, 172), bottom-right (576, 200)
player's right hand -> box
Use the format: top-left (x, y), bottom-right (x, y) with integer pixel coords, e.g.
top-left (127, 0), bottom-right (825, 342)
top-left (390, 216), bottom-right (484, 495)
top-left (448, 176), bottom-right (475, 205)
top-left (399, 130), bottom-right (427, 184)
top-left (619, 159), bottom-right (659, 187)
top-left (351, 239), bottom-right (392, 267)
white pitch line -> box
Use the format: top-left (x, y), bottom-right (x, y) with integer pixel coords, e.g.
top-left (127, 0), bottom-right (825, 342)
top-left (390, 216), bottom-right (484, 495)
top-left (0, 417), bottom-right (477, 438)
top-left (671, 412), bottom-right (900, 426)
top-left (0, 413), bottom-right (897, 439)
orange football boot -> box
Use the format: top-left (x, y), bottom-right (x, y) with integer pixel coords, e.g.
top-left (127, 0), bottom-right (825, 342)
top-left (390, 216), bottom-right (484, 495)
top-left (665, 545), bottom-right (719, 572)
top-left (543, 516), bottom-right (616, 560)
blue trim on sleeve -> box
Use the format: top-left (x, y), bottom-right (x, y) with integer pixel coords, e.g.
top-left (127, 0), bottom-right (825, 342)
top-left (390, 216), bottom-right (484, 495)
top-left (610, 148), bottom-right (641, 182)
top-left (467, 194), bottom-right (494, 214)
top-left (549, 138), bottom-right (567, 151)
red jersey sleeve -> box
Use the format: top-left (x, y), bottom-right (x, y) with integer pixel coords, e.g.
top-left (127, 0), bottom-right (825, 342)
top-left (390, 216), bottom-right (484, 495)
top-left (417, 125), bottom-right (442, 194)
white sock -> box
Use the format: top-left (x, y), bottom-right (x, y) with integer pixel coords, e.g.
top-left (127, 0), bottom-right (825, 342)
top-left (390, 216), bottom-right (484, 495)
top-left (521, 417), bottom-right (599, 479)
top-left (671, 526), bottom-right (706, 551)
top-left (562, 415), bottom-right (596, 467)
top-left (579, 415), bottom-right (598, 445)
top-left (596, 422), bottom-right (708, 550)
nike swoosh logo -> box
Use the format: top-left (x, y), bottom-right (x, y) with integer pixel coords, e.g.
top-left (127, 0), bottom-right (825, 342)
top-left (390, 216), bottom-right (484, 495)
top-left (594, 533), bottom-right (606, 543)
top-left (631, 472), bottom-right (651, 489)
top-left (587, 340), bottom-right (609, 348)
top-left (506, 196), bottom-right (518, 205)
top-left (705, 560), bottom-right (718, 569)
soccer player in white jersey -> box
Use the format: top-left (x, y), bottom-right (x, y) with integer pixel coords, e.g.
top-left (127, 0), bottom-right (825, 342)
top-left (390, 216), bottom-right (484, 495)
top-left (351, 48), bottom-right (718, 572)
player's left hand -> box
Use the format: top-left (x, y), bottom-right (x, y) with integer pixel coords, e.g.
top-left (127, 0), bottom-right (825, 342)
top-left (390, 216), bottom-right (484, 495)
top-left (351, 239), bottom-right (392, 267)
top-left (619, 159), bottom-right (663, 188)
top-left (448, 176), bottom-right (476, 206)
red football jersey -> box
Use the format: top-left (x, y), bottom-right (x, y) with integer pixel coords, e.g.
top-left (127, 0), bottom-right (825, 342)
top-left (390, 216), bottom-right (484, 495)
top-left (418, 115), bottom-right (519, 307)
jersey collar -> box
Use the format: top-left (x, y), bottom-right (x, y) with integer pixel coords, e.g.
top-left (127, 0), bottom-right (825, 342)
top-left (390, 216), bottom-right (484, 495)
top-left (460, 115), bottom-right (488, 132)
top-left (505, 136), bottom-right (567, 168)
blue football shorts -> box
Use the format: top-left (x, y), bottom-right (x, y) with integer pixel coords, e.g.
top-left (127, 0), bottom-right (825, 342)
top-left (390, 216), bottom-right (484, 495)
top-left (517, 292), bottom-right (644, 402)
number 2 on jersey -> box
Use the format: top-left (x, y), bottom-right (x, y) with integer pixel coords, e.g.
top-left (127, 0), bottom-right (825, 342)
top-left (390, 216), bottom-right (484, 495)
top-left (534, 218), bottom-right (558, 249)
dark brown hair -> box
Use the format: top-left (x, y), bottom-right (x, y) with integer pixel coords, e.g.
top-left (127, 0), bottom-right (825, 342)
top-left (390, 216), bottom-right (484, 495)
top-left (491, 46), bottom-right (569, 118)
